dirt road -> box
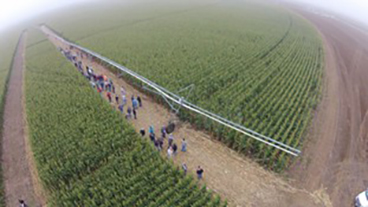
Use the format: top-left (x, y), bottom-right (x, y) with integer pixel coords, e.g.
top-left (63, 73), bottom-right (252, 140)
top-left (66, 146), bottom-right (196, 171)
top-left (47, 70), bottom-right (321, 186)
top-left (289, 6), bottom-right (368, 207)
top-left (42, 26), bottom-right (329, 207)
top-left (1, 33), bottom-right (45, 206)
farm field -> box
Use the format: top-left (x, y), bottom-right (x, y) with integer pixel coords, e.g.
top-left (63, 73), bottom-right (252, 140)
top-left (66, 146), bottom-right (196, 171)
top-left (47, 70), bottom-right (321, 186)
top-left (2, 0), bottom-right (368, 206)
top-left (44, 25), bottom-right (331, 206)
top-left (25, 30), bottom-right (226, 207)
top-left (46, 0), bottom-right (324, 169)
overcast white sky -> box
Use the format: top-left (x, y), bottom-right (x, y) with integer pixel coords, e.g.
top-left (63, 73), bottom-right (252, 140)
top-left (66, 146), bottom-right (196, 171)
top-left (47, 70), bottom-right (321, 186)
top-left (0, 0), bottom-right (87, 31)
top-left (289, 0), bottom-right (368, 23)
top-left (0, 0), bottom-right (367, 31)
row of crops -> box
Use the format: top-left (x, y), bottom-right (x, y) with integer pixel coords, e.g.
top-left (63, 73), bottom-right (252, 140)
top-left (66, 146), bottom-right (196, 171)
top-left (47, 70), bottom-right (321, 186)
top-left (47, 0), bottom-right (324, 170)
top-left (0, 27), bottom-right (25, 207)
top-left (25, 31), bottom-right (226, 206)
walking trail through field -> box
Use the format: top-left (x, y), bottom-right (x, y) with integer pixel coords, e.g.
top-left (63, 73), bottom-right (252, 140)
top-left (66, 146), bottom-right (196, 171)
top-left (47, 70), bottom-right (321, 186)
top-left (42, 26), bottom-right (329, 207)
top-left (1, 32), bottom-right (46, 207)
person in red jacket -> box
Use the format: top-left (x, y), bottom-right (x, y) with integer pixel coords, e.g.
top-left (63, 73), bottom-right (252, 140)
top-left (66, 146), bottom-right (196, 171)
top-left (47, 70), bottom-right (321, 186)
top-left (107, 92), bottom-right (112, 103)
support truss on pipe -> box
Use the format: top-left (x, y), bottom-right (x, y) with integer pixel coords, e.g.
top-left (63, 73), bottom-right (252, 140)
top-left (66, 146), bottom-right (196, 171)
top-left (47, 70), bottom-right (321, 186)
top-left (41, 25), bottom-right (301, 157)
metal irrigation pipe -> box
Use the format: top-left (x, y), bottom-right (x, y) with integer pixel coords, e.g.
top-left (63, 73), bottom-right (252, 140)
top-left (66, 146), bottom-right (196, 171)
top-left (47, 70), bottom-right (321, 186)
top-left (44, 26), bottom-right (301, 156)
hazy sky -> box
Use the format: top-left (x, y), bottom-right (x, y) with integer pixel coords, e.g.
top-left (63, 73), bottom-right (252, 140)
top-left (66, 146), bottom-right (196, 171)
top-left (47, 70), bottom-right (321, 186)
top-left (0, 0), bottom-right (367, 31)
top-left (287, 0), bottom-right (368, 23)
top-left (0, 0), bottom-right (87, 31)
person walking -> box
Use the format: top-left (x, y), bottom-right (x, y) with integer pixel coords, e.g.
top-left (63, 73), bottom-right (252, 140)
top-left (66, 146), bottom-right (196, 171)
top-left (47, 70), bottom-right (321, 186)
top-left (161, 125), bottom-right (167, 138)
top-left (118, 104), bottom-right (124, 114)
top-left (19, 200), bottom-right (28, 207)
top-left (181, 138), bottom-right (187, 152)
top-left (196, 166), bottom-right (204, 180)
top-left (154, 139), bottom-right (160, 150)
top-left (132, 98), bottom-right (138, 110)
top-left (137, 95), bottom-right (142, 107)
top-left (168, 134), bottom-right (174, 147)
top-left (99, 79), bottom-right (104, 90)
top-left (182, 163), bottom-right (188, 175)
top-left (158, 137), bottom-right (164, 151)
top-left (149, 132), bottom-right (155, 142)
top-left (167, 146), bottom-right (173, 159)
top-left (107, 92), bottom-right (112, 103)
top-left (97, 85), bottom-right (102, 94)
top-left (126, 107), bottom-right (132, 119)
top-left (106, 81), bottom-right (111, 92)
top-left (122, 95), bottom-right (127, 106)
top-left (112, 85), bottom-right (115, 94)
top-left (149, 125), bottom-right (154, 135)
top-left (133, 108), bottom-right (137, 119)
top-left (121, 86), bottom-right (126, 96)
top-left (140, 128), bottom-right (145, 136)
top-left (172, 143), bottom-right (178, 155)
top-left (109, 79), bottom-right (114, 93)
top-left (115, 95), bottom-right (119, 104)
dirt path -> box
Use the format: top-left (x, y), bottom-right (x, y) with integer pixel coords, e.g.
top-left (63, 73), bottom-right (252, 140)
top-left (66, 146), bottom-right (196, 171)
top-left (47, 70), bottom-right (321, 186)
top-left (42, 26), bottom-right (329, 207)
top-left (1, 33), bottom-right (46, 207)
top-left (288, 6), bottom-right (368, 207)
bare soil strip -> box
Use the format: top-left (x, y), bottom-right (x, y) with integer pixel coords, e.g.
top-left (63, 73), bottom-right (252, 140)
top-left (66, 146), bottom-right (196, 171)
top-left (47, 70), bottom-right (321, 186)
top-left (1, 33), bottom-right (45, 207)
top-left (289, 6), bottom-right (368, 207)
top-left (42, 26), bottom-right (329, 207)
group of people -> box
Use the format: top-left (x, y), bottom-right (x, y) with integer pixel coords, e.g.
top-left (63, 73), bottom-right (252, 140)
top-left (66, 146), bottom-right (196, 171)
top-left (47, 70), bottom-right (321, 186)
top-left (78, 63), bottom-right (143, 120)
top-left (139, 125), bottom-right (203, 179)
top-left (125, 94), bottom-right (142, 119)
top-left (65, 48), bottom-right (205, 180)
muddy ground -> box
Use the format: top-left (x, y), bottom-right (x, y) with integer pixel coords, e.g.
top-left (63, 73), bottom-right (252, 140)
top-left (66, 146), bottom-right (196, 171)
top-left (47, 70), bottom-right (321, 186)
top-left (289, 6), bottom-right (368, 207)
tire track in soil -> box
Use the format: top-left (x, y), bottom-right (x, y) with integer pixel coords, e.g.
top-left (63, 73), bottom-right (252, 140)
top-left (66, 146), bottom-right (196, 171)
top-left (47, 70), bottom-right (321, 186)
top-left (42, 26), bottom-right (328, 207)
top-left (288, 5), bottom-right (368, 207)
top-left (1, 32), bottom-right (46, 207)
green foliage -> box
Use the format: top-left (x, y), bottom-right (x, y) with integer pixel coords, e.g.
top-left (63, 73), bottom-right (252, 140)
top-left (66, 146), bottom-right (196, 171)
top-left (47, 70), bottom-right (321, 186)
top-left (25, 32), bottom-right (225, 206)
top-left (47, 0), bottom-right (324, 170)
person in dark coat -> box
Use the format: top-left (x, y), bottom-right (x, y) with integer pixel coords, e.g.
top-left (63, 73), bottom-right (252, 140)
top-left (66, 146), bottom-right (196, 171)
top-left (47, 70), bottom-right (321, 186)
top-left (126, 107), bottom-right (132, 119)
top-left (196, 166), bottom-right (204, 180)
top-left (115, 95), bottom-right (119, 104)
top-left (118, 104), bottom-right (124, 114)
top-left (168, 134), bottom-right (174, 147)
top-left (149, 133), bottom-right (155, 142)
top-left (140, 128), bottom-right (145, 136)
top-left (133, 108), bottom-right (137, 119)
top-left (172, 143), bottom-right (178, 155)
top-left (137, 95), bottom-right (142, 107)
top-left (161, 125), bottom-right (166, 138)
top-left (154, 139), bottom-right (160, 150)
top-left (158, 137), bottom-right (164, 151)
top-left (19, 200), bottom-right (27, 207)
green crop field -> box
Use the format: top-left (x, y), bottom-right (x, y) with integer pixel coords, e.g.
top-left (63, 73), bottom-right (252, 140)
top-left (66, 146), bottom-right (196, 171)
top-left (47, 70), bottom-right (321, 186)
top-left (25, 30), bottom-right (226, 207)
top-left (45, 0), bottom-right (324, 170)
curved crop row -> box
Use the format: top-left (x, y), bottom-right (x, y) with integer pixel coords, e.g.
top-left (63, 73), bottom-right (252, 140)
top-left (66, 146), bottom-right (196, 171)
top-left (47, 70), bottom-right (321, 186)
top-left (48, 1), bottom-right (324, 170)
top-left (25, 31), bottom-right (226, 206)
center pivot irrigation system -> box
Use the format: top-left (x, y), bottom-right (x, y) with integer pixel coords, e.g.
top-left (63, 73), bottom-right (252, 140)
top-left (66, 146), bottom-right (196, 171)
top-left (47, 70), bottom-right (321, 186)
top-left (42, 25), bottom-right (301, 157)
